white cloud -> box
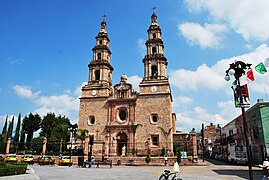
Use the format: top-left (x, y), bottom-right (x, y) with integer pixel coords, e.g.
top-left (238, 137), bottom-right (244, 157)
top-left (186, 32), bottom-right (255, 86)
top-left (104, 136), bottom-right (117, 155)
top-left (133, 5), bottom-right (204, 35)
top-left (178, 22), bottom-right (227, 48)
top-left (127, 75), bottom-right (142, 92)
top-left (173, 96), bottom-right (193, 108)
top-left (183, 0), bottom-right (269, 41)
top-left (137, 38), bottom-right (146, 57)
top-left (13, 85), bottom-right (80, 119)
top-left (170, 44), bottom-right (269, 93)
top-left (173, 44), bottom-right (269, 132)
top-left (176, 103), bottom-right (239, 132)
top-left (12, 85), bottom-right (40, 99)
top-left (170, 64), bottom-right (225, 91)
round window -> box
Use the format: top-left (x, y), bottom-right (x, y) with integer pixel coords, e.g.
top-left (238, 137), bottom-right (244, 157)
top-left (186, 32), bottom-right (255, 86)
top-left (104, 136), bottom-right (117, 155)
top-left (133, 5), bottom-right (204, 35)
top-left (88, 116), bottom-right (95, 125)
top-left (119, 110), bottom-right (127, 120)
top-left (150, 114), bottom-right (158, 124)
top-left (152, 115), bottom-right (158, 123)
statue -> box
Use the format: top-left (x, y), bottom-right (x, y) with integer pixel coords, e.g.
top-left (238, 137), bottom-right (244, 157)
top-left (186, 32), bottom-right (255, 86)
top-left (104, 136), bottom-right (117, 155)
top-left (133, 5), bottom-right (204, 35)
top-left (121, 144), bottom-right (126, 157)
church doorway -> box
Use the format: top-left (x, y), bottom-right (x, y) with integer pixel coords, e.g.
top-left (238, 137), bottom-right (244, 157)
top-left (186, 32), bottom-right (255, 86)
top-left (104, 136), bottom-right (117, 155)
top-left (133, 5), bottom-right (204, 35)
top-left (116, 132), bottom-right (127, 156)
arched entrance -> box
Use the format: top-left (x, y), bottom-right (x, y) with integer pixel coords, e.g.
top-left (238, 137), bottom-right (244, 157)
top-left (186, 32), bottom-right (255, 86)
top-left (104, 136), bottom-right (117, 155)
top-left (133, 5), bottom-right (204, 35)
top-left (117, 132), bottom-right (127, 156)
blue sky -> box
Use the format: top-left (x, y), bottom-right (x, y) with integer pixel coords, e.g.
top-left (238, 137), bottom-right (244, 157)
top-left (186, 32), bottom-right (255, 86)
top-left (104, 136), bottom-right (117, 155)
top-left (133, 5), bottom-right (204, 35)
top-left (1, 0), bottom-right (269, 133)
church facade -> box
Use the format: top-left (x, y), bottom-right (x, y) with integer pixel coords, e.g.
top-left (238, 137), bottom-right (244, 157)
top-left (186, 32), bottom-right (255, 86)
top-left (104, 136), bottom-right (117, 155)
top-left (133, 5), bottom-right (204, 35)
top-left (78, 11), bottom-right (176, 157)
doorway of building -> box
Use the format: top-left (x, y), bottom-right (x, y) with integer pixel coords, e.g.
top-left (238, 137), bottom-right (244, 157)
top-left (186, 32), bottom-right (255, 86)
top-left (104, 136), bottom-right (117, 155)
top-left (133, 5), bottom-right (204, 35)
top-left (117, 132), bottom-right (127, 156)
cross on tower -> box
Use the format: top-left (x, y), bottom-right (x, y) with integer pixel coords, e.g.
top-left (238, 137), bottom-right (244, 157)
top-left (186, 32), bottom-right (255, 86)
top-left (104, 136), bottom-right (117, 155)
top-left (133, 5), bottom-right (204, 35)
top-left (102, 13), bottom-right (107, 21)
top-left (152, 6), bottom-right (157, 13)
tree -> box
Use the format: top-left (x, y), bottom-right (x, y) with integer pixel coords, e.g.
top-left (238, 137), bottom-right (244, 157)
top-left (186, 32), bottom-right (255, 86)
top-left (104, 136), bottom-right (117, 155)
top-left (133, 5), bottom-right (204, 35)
top-left (19, 121), bottom-right (26, 150)
top-left (1, 114), bottom-right (8, 142)
top-left (77, 129), bottom-right (89, 150)
top-left (40, 112), bottom-right (56, 138)
top-left (31, 136), bottom-right (45, 154)
top-left (158, 126), bottom-right (173, 154)
top-left (7, 116), bottom-right (14, 139)
top-left (51, 124), bottom-right (69, 152)
top-left (23, 113), bottom-right (41, 146)
top-left (14, 113), bottom-right (21, 144)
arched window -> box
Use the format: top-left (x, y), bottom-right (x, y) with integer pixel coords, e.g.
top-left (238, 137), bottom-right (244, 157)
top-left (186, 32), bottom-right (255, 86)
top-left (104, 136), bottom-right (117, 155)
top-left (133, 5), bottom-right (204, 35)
top-left (152, 47), bottom-right (157, 55)
top-left (153, 33), bottom-right (156, 39)
top-left (99, 40), bottom-right (102, 45)
top-left (98, 53), bottom-right (101, 59)
top-left (95, 70), bottom-right (100, 81)
top-left (151, 66), bottom-right (158, 78)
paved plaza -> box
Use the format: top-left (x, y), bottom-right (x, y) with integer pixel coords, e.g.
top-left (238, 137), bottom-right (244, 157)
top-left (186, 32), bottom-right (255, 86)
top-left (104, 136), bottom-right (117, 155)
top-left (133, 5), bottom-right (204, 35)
top-left (0, 160), bottom-right (266, 180)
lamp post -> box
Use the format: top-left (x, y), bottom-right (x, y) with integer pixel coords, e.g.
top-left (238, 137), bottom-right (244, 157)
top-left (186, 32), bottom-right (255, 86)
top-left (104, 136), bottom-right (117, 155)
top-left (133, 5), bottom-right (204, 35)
top-left (225, 61), bottom-right (253, 180)
top-left (68, 124), bottom-right (78, 163)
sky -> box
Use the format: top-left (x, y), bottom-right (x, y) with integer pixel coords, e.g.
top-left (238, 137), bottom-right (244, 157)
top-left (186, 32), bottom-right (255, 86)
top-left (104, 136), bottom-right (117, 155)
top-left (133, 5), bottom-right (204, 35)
top-left (1, 0), bottom-right (269, 134)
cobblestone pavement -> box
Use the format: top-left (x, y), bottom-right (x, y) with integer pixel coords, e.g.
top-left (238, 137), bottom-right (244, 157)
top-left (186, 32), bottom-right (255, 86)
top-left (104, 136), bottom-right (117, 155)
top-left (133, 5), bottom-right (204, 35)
top-left (0, 160), bottom-right (265, 180)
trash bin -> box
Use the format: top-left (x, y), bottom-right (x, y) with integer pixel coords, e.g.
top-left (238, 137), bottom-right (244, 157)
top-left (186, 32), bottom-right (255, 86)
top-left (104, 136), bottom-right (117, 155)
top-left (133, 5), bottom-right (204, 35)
top-left (78, 156), bottom-right (84, 167)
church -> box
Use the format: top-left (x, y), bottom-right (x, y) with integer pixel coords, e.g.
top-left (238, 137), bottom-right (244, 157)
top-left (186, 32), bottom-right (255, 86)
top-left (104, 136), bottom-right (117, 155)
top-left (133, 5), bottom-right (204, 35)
top-left (78, 10), bottom-right (177, 157)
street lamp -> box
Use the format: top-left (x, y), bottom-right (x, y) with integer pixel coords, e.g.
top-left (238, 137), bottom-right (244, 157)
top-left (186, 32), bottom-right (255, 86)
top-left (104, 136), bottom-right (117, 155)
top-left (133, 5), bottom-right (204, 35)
top-left (68, 124), bottom-right (78, 163)
top-left (225, 60), bottom-right (253, 180)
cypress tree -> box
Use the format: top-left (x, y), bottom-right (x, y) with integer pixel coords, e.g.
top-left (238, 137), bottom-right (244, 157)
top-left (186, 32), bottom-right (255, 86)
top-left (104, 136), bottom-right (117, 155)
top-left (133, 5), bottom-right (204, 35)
top-left (1, 114), bottom-right (8, 136)
top-left (14, 113), bottom-right (21, 143)
top-left (7, 116), bottom-right (14, 139)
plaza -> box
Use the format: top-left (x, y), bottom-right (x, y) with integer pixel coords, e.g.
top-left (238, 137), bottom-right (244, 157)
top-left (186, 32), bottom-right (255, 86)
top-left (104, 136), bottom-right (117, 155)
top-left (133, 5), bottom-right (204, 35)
top-left (0, 160), bottom-right (265, 180)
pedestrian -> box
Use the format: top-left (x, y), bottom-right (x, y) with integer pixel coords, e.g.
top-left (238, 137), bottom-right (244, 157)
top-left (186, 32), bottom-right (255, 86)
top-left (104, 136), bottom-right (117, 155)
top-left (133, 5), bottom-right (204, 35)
top-left (89, 155), bottom-right (95, 168)
top-left (59, 153), bottom-right (62, 160)
top-left (164, 154), bottom-right (168, 166)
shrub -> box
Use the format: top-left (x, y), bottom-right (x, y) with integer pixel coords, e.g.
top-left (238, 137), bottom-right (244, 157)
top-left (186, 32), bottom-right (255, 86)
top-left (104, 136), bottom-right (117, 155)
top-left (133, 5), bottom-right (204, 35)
top-left (145, 154), bottom-right (151, 164)
top-left (160, 147), bottom-right (166, 156)
top-left (132, 148), bottom-right (136, 156)
top-left (187, 156), bottom-right (193, 161)
top-left (0, 162), bottom-right (27, 176)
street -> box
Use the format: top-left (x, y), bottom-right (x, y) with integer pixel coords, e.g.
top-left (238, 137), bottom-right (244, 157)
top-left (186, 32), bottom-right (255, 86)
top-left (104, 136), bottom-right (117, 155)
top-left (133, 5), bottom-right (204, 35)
top-left (0, 159), bottom-right (265, 180)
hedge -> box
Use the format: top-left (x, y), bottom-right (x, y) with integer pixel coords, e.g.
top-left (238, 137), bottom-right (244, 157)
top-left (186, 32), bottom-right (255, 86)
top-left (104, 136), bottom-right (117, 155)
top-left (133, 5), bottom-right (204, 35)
top-left (0, 162), bottom-right (27, 176)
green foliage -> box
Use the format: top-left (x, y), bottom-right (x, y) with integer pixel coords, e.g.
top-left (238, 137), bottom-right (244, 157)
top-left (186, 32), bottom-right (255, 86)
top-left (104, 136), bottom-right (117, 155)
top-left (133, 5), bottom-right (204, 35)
top-left (19, 122), bottom-right (26, 150)
top-left (7, 116), bottom-right (14, 139)
top-left (23, 113), bottom-right (41, 144)
top-left (145, 154), bottom-right (151, 164)
top-left (160, 147), bottom-right (166, 156)
top-left (0, 163), bottom-right (27, 176)
top-left (77, 129), bottom-right (89, 142)
top-left (14, 113), bottom-right (21, 143)
top-left (187, 156), bottom-right (193, 161)
top-left (31, 136), bottom-right (45, 153)
top-left (40, 112), bottom-right (56, 138)
top-left (1, 115), bottom-right (8, 139)
top-left (132, 147), bottom-right (136, 156)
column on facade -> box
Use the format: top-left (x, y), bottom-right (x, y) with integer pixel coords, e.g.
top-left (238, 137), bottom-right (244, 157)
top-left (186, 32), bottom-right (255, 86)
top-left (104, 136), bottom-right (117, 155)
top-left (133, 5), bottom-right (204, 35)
top-left (191, 132), bottom-right (198, 162)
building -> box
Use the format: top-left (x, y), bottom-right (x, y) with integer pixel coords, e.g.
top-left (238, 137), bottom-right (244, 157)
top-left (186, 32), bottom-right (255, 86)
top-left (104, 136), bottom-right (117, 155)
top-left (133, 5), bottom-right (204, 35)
top-left (78, 11), bottom-right (176, 157)
top-left (210, 100), bottom-right (269, 164)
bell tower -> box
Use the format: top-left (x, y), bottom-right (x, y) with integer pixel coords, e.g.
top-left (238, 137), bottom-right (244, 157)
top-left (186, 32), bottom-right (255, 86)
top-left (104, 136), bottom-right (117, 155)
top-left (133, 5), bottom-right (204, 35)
top-left (81, 17), bottom-right (114, 98)
top-left (139, 9), bottom-right (171, 96)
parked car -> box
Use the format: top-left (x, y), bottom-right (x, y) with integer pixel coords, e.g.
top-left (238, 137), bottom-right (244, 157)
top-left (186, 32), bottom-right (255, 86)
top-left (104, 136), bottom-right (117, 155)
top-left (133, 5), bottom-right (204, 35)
top-left (38, 155), bottom-right (55, 165)
top-left (59, 156), bottom-right (73, 166)
top-left (21, 154), bottom-right (34, 164)
top-left (4, 154), bottom-right (18, 163)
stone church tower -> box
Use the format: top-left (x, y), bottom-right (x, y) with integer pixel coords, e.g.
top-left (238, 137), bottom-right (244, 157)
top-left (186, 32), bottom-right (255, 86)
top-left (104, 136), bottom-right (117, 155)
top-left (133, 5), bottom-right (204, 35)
top-left (78, 11), bottom-right (176, 157)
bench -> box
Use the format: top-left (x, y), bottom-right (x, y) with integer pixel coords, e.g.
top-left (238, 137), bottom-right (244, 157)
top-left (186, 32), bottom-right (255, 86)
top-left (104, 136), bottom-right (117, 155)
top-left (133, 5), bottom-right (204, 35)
top-left (96, 159), bottom-right (112, 168)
